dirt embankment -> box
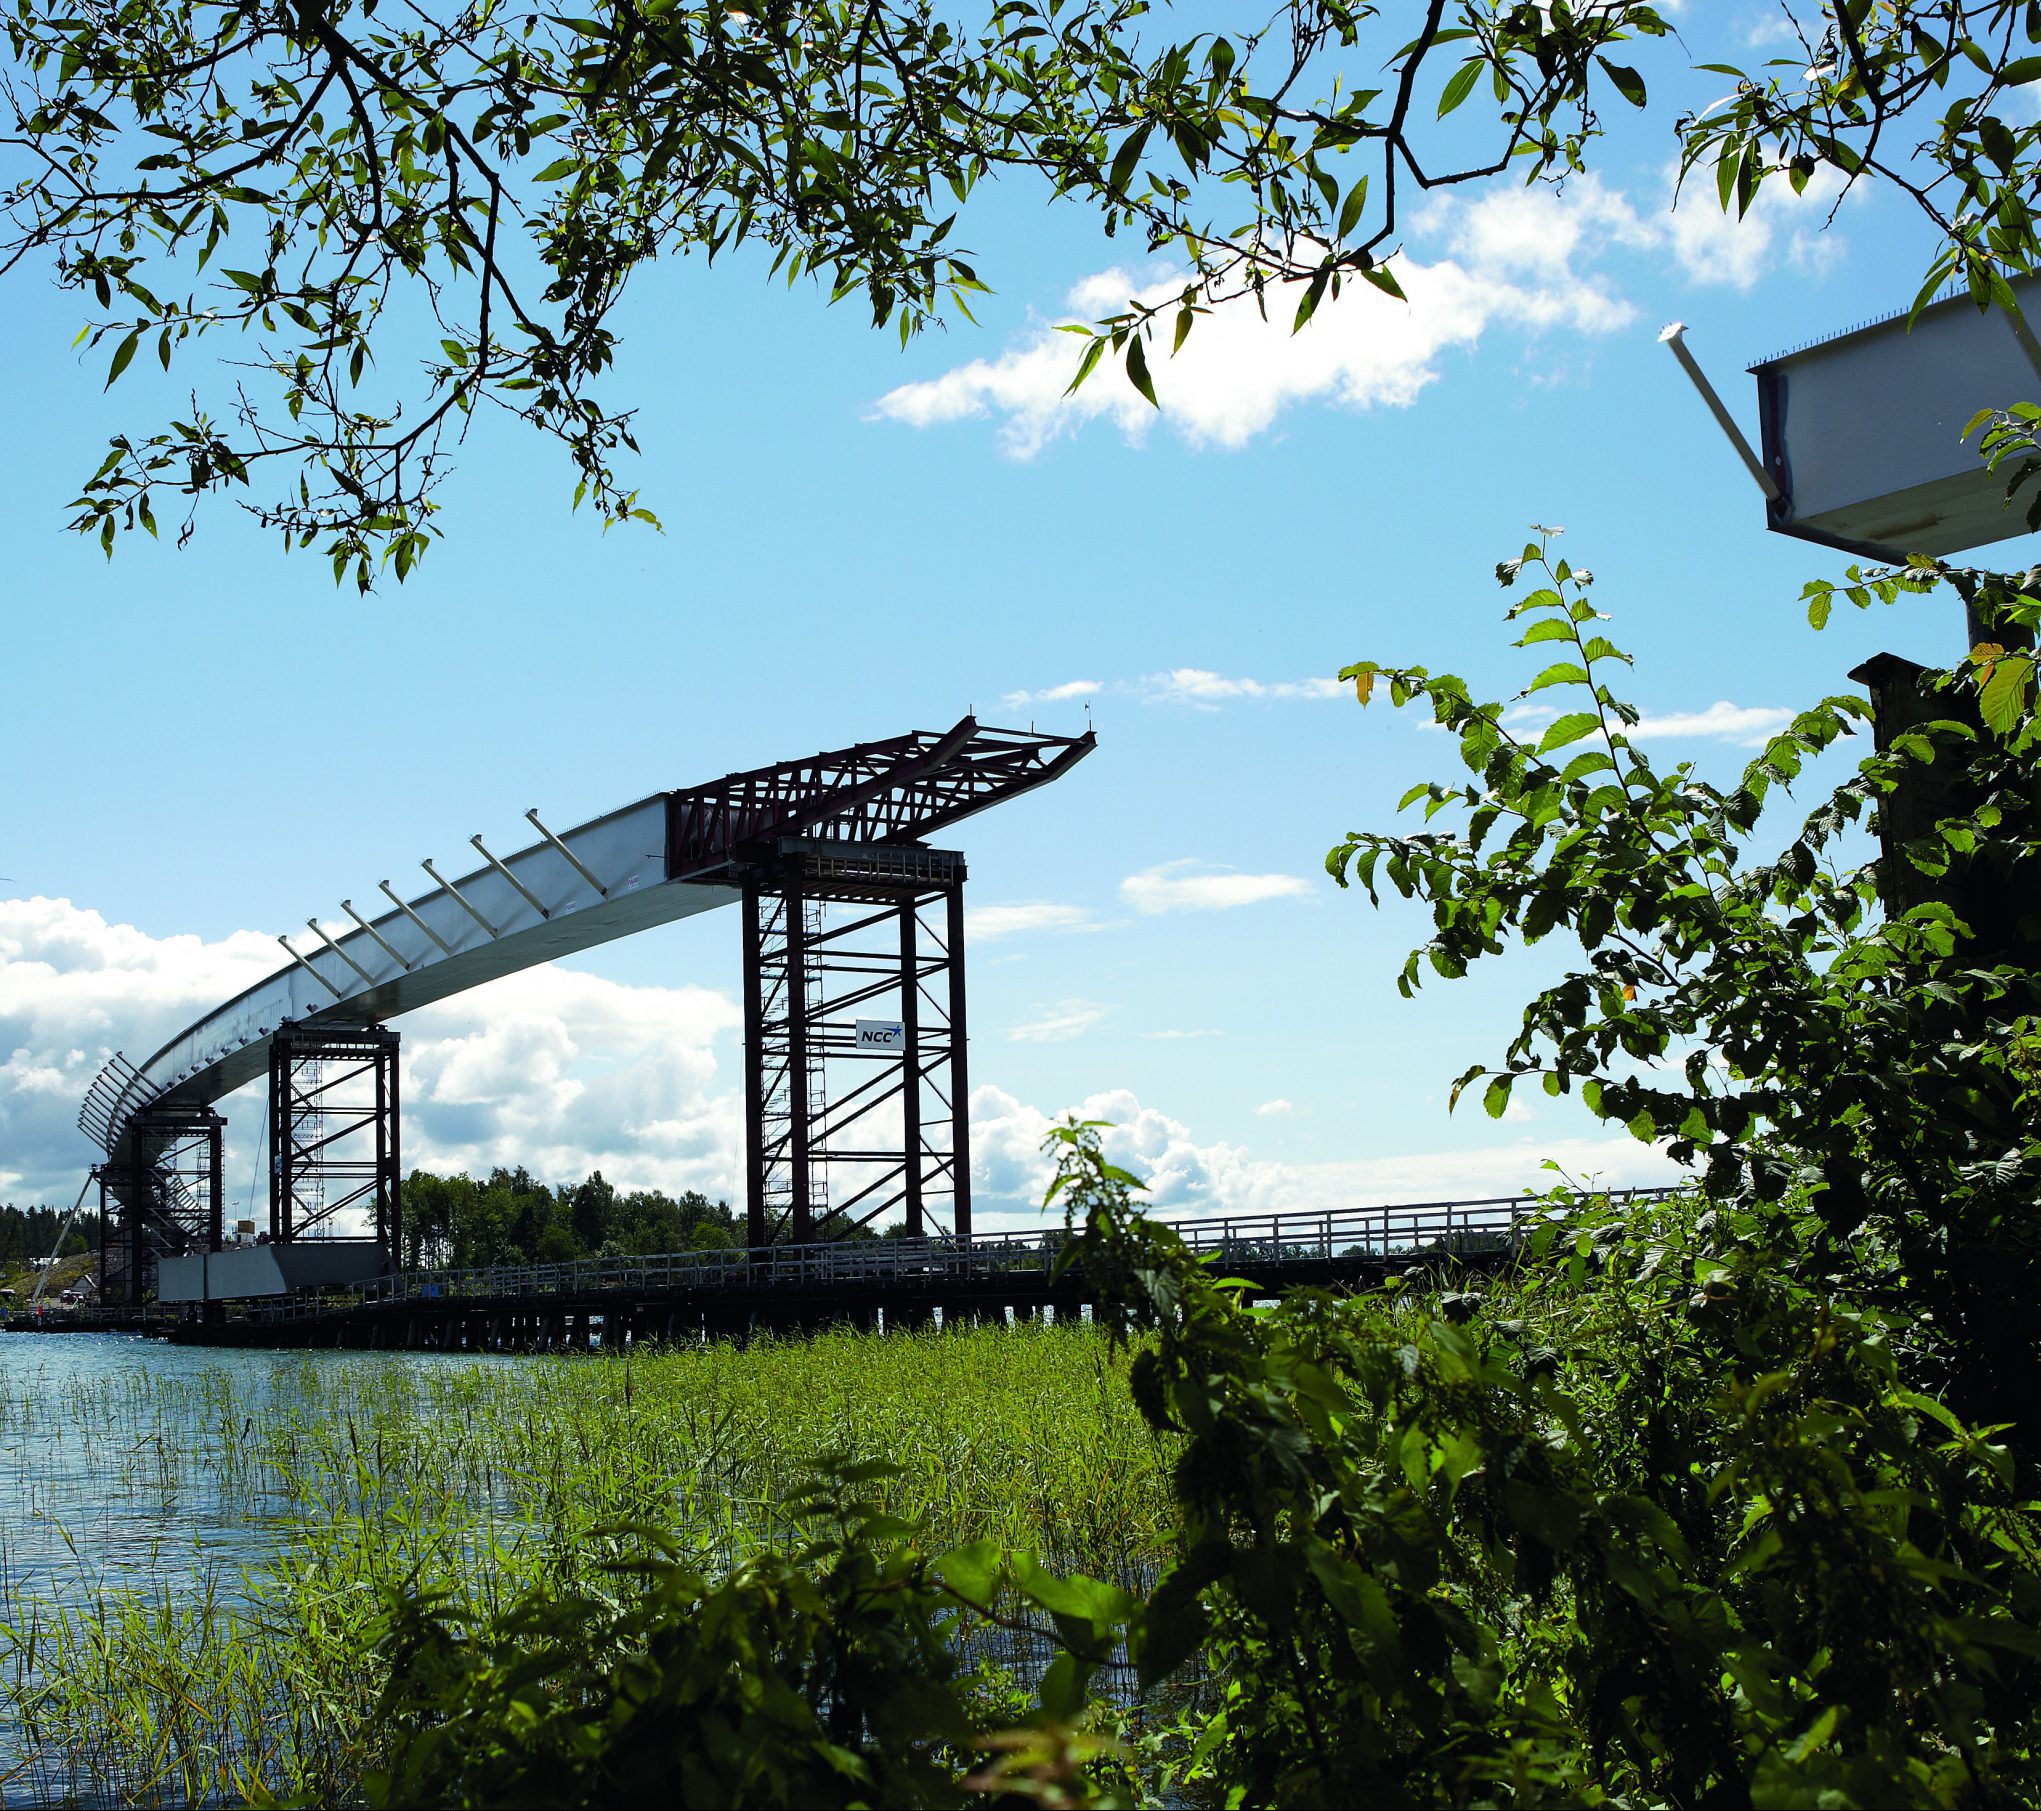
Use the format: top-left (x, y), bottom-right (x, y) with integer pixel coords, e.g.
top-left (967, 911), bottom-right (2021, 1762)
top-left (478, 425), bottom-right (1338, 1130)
top-left (0, 1250), bottom-right (98, 1306)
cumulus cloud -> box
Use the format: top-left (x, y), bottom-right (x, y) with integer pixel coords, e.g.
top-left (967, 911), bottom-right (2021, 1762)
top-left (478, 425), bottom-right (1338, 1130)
top-left (1255, 1098), bottom-right (1295, 1117)
top-left (1435, 172), bottom-right (1657, 282)
top-left (966, 902), bottom-right (1099, 943)
top-left (1140, 669), bottom-right (1343, 707)
top-left (1506, 698), bottom-right (1795, 748)
top-left (1000, 680), bottom-right (1102, 708)
top-left (0, 897), bottom-right (283, 1201)
top-left (872, 252), bottom-right (1633, 456)
top-left (1006, 1000), bottom-right (1110, 1044)
top-left (1428, 157), bottom-right (1852, 294)
top-left (967, 1082), bottom-right (1678, 1230)
top-left (1629, 702), bottom-right (1796, 746)
top-left (874, 152), bottom-right (1858, 460)
top-left (0, 896), bottom-right (742, 1209)
top-left (400, 965), bottom-right (742, 1193)
top-left (1662, 162), bottom-right (1850, 288)
top-left (1122, 862), bottom-right (1314, 915)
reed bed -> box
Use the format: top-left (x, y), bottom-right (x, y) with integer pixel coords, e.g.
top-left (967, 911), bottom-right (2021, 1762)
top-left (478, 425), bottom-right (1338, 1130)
top-left (0, 1322), bottom-right (1174, 1807)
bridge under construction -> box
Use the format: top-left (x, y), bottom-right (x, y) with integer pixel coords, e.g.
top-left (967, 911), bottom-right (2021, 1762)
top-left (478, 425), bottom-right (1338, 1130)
top-left (62, 719), bottom-right (1095, 1316)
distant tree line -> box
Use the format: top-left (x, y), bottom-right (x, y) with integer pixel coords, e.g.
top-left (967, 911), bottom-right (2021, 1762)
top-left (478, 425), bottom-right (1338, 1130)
top-left (0, 1204), bottom-right (99, 1273)
top-left (401, 1168), bottom-right (740, 1271)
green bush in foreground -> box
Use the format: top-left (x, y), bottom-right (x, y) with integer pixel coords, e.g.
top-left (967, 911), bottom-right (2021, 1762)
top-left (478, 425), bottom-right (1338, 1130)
top-left (364, 1143), bottom-right (2040, 1808)
top-left (367, 540), bottom-right (2041, 1806)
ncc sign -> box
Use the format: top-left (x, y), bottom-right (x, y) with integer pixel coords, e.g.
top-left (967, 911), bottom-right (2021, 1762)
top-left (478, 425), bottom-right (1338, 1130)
top-left (854, 1019), bottom-right (906, 1052)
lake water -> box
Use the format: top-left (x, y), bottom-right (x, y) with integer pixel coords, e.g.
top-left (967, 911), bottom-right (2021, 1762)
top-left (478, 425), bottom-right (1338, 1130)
top-left (0, 1330), bottom-right (511, 1602)
top-left (0, 1322), bottom-right (1167, 1805)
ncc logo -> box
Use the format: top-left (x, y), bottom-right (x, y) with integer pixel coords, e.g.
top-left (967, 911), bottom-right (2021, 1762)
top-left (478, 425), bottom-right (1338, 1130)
top-left (854, 1019), bottom-right (906, 1052)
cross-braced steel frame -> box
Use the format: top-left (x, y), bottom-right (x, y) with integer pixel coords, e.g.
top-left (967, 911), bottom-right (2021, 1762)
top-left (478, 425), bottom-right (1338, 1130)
top-left (268, 1021), bottom-right (402, 1255)
top-left (741, 842), bottom-right (970, 1247)
top-left (103, 1109), bottom-right (223, 1303)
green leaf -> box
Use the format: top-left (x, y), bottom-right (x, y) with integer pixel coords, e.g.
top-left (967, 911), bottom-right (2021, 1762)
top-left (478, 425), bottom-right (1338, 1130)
top-left (1536, 712), bottom-right (1601, 755)
top-left (1337, 175), bottom-right (1369, 241)
top-left (104, 330), bottom-right (140, 389)
top-left (1596, 58), bottom-right (1647, 106)
top-left (1437, 59), bottom-right (1481, 118)
top-left (1108, 121), bottom-right (1153, 198)
top-left (1980, 653), bottom-right (2033, 735)
top-left (1124, 332), bottom-right (1158, 408)
top-left (933, 1539), bottom-right (1000, 1607)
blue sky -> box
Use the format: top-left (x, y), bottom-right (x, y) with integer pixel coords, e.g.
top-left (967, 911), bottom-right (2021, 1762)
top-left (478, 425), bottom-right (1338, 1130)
top-left (0, 13), bottom-right (2018, 1224)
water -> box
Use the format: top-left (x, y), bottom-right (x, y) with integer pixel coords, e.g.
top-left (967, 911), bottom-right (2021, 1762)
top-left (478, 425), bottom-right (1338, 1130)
top-left (0, 1331), bottom-right (532, 1807)
top-left (0, 1332), bottom-right (511, 1604)
top-left (0, 1324), bottom-right (1176, 1804)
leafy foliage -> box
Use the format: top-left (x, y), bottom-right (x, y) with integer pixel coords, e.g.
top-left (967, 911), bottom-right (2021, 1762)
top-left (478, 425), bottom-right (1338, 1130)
top-left (1329, 535), bottom-right (2041, 1439)
top-left (1058, 1124), bottom-right (2041, 1807)
top-left (400, 1164), bottom-right (739, 1268)
top-left (364, 1463), bottom-right (980, 1808)
top-left (362, 1124), bottom-right (2041, 1808)
top-left (360, 1452), bottom-right (1140, 1809)
top-left (3, 0), bottom-right (1693, 580)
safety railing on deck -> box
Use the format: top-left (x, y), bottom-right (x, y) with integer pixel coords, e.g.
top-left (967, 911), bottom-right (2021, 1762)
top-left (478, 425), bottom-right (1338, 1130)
top-left (243, 1187), bottom-right (1676, 1324)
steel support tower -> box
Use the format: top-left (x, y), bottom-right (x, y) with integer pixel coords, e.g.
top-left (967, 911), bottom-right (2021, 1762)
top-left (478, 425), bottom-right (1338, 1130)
top-left (114, 1109), bottom-right (223, 1304)
top-left (739, 841), bottom-right (970, 1247)
top-left (267, 1021), bottom-right (402, 1258)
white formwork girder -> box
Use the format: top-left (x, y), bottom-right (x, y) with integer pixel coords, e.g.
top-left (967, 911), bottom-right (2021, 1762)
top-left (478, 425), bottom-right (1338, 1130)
top-left (93, 792), bottom-right (737, 1153)
top-left (78, 717), bottom-right (1099, 1173)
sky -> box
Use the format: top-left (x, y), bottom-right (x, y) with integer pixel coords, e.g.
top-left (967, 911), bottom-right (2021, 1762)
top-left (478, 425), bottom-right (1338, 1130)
top-left (1, 6), bottom-right (2024, 1232)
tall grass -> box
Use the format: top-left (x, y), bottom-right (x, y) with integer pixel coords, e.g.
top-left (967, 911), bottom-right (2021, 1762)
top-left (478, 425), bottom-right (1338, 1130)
top-left (0, 1322), bottom-right (1173, 1806)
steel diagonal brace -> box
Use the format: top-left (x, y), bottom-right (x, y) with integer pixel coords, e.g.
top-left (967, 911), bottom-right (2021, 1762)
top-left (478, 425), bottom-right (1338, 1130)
top-left (674, 718), bottom-right (981, 878)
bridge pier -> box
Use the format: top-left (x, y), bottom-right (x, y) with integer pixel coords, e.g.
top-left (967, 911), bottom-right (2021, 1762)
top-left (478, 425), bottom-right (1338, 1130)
top-left (740, 844), bottom-right (973, 1250)
top-left (268, 1021), bottom-right (402, 1262)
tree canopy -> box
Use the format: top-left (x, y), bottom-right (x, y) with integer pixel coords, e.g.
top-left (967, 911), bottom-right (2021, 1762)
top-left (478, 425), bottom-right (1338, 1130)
top-left (11, 0), bottom-right (2041, 585)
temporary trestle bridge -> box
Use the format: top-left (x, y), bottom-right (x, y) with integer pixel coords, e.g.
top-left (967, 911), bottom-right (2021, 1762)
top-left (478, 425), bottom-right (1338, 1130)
top-left (65, 721), bottom-right (1094, 1321)
top-left (35, 1189), bottom-right (1668, 1350)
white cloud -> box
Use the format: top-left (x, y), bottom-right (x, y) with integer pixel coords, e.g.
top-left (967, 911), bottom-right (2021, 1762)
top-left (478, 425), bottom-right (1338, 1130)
top-left (966, 902), bottom-right (1098, 943)
top-left (1140, 668), bottom-right (1343, 707)
top-left (1003, 670), bottom-right (1343, 712)
top-left (872, 251), bottom-right (1633, 457)
top-left (1122, 861), bottom-right (1314, 915)
top-left (1508, 698), bottom-right (1793, 748)
top-left (1629, 701), bottom-right (1795, 746)
top-left (1429, 157), bottom-right (1851, 294)
top-left (967, 1082), bottom-right (1678, 1230)
top-left (1006, 1000), bottom-right (1110, 1044)
top-left (400, 965), bottom-right (742, 1192)
top-left (1255, 1098), bottom-right (1294, 1117)
top-left (1660, 157), bottom-right (1851, 290)
top-left (876, 148), bottom-right (1856, 460)
top-left (1434, 172), bottom-right (1656, 282)
top-left (1001, 680), bottom-right (1101, 708)
top-left (0, 896), bottom-right (742, 1210)
top-left (1141, 1028), bottom-right (1223, 1041)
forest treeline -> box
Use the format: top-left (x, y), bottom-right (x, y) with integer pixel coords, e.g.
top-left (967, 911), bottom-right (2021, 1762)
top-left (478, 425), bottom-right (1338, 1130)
top-left (400, 1168), bottom-right (741, 1271)
top-left (0, 1204), bottom-right (95, 1274)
